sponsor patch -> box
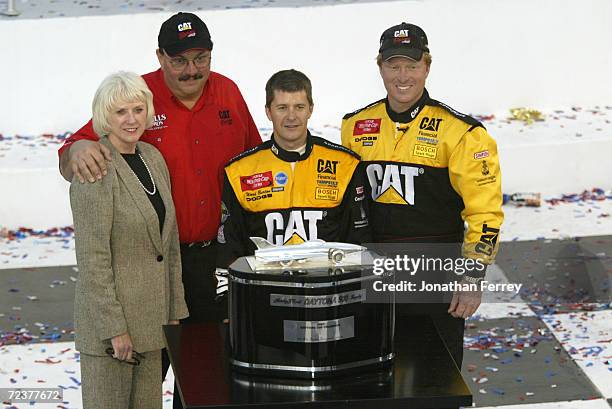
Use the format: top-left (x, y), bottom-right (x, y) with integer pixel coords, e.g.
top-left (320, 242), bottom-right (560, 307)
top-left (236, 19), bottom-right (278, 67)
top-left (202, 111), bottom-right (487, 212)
top-left (354, 135), bottom-right (378, 144)
top-left (419, 117), bottom-right (443, 132)
top-left (245, 192), bottom-right (272, 202)
top-left (150, 113), bottom-right (167, 130)
top-left (475, 224), bottom-right (500, 257)
top-left (416, 136), bottom-right (438, 145)
top-left (275, 171), bottom-right (288, 186)
top-left (219, 109), bottom-right (233, 126)
top-left (476, 175), bottom-right (497, 186)
top-left (474, 150), bottom-right (490, 160)
top-left (353, 119), bottom-right (381, 136)
top-left (178, 29), bottom-right (196, 40)
top-left (315, 187), bottom-right (339, 201)
top-left (317, 159), bottom-right (338, 175)
top-left (413, 144), bottom-right (438, 159)
top-left (240, 171), bottom-right (273, 191)
top-left (317, 179), bottom-right (338, 187)
top-left (481, 160), bottom-right (490, 175)
top-left (177, 22), bottom-right (192, 32)
top-left (271, 186), bottom-right (284, 192)
top-left (356, 186), bottom-right (364, 195)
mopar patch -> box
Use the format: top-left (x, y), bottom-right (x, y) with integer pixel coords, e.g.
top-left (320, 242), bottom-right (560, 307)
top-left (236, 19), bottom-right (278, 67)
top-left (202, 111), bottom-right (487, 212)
top-left (240, 171), bottom-right (273, 191)
top-left (413, 144), bottom-right (437, 159)
top-left (315, 187), bottom-right (339, 201)
top-left (353, 119), bottom-right (381, 135)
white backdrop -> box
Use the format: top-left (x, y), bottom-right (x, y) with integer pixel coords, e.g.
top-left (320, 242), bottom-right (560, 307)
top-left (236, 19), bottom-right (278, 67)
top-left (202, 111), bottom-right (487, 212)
top-left (0, 0), bottom-right (611, 228)
top-left (1, 0), bottom-right (611, 134)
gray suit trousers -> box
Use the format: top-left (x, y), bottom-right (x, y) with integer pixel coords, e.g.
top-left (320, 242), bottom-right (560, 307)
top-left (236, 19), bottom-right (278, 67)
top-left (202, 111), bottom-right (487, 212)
top-left (80, 349), bottom-right (162, 409)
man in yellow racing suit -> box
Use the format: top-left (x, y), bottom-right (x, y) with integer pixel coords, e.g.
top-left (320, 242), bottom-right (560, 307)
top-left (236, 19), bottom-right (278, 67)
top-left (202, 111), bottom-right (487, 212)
top-left (342, 22), bottom-right (503, 368)
top-left (218, 69), bottom-right (371, 269)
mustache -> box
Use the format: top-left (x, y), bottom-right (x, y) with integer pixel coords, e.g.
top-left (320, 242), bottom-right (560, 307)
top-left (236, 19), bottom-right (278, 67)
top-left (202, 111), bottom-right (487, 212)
top-left (178, 72), bottom-right (204, 82)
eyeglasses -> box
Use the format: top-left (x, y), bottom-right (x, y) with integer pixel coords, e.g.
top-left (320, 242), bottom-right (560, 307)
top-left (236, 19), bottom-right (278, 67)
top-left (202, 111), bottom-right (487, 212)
top-left (163, 50), bottom-right (211, 70)
top-left (105, 347), bottom-right (145, 366)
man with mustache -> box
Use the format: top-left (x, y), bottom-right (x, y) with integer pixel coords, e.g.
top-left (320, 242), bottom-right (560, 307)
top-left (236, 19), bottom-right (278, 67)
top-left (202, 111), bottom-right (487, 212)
top-left (58, 12), bottom-right (261, 408)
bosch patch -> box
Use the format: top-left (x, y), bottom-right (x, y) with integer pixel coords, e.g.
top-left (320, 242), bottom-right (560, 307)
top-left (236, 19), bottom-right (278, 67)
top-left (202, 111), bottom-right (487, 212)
top-left (413, 144), bottom-right (437, 159)
top-left (240, 171), bottom-right (273, 191)
top-left (315, 187), bottom-right (339, 201)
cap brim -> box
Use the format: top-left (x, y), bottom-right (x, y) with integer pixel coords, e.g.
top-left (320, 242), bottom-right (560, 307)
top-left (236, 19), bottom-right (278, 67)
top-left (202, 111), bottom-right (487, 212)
top-left (381, 47), bottom-right (423, 62)
top-left (163, 37), bottom-right (213, 56)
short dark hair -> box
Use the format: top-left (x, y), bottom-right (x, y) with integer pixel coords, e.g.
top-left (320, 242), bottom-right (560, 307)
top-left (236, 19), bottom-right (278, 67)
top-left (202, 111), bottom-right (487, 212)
top-left (265, 69), bottom-right (313, 107)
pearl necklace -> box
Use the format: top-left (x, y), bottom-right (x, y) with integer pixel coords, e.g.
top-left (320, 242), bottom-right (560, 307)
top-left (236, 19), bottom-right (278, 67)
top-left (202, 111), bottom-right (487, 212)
top-left (132, 153), bottom-right (156, 195)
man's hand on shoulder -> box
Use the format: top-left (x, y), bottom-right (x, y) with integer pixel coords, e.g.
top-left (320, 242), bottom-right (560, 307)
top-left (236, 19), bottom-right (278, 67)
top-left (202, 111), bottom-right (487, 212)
top-left (63, 140), bottom-right (112, 183)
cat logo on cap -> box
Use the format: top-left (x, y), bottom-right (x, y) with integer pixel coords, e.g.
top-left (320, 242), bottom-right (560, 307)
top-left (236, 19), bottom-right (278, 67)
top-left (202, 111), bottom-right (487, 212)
top-left (177, 22), bottom-right (196, 39)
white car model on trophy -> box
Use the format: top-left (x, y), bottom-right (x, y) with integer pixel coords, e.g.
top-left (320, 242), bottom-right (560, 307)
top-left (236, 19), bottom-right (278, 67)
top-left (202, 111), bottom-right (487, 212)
top-left (250, 237), bottom-right (366, 266)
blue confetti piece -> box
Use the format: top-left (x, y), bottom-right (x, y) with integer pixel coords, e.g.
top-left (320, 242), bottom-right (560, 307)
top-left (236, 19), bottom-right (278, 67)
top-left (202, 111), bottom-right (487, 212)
top-left (492, 388), bottom-right (505, 395)
top-left (501, 358), bottom-right (513, 364)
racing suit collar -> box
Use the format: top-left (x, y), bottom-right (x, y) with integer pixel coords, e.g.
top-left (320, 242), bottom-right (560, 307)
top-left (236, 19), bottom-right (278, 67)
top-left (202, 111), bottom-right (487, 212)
top-left (270, 132), bottom-right (314, 162)
top-left (385, 88), bottom-right (430, 123)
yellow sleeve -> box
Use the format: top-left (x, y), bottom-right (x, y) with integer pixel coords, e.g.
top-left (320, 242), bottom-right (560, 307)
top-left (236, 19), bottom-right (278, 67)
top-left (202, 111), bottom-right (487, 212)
top-left (448, 126), bottom-right (504, 264)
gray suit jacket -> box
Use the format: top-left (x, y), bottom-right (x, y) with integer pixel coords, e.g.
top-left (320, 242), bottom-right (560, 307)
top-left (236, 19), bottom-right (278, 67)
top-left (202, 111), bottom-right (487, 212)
top-left (70, 137), bottom-right (189, 355)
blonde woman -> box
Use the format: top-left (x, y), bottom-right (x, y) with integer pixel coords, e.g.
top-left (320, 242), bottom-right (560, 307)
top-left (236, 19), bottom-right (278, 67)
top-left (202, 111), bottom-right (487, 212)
top-left (70, 71), bottom-right (188, 409)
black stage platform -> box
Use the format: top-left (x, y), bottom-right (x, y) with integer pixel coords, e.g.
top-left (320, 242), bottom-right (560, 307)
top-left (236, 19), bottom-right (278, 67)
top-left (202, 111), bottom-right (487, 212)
top-left (164, 316), bottom-right (472, 408)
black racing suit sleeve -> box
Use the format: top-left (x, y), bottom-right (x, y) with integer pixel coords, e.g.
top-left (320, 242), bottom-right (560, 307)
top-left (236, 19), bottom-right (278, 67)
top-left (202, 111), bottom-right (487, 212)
top-left (340, 162), bottom-right (373, 244)
top-left (217, 173), bottom-right (251, 269)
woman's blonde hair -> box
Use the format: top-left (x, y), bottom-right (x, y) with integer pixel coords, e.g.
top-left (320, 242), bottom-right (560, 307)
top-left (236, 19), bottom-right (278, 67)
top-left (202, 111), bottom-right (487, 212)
top-left (92, 71), bottom-right (154, 137)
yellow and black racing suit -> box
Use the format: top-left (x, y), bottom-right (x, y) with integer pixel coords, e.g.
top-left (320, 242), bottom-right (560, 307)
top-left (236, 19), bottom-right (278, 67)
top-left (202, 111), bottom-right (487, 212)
top-left (341, 89), bottom-right (503, 265)
top-left (342, 89), bottom-right (503, 368)
top-left (217, 132), bottom-right (371, 268)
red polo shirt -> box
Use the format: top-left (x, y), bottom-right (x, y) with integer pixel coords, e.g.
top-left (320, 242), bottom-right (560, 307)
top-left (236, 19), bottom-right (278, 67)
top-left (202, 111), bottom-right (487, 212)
top-left (59, 69), bottom-right (262, 243)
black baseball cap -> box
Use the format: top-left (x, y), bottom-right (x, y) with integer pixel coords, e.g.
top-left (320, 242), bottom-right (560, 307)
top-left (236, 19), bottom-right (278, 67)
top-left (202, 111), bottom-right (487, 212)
top-left (158, 12), bottom-right (213, 56)
top-left (379, 22), bottom-right (429, 61)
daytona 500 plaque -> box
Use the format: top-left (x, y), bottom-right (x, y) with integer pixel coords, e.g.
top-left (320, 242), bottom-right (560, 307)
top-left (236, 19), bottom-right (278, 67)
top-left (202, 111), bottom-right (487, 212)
top-left (227, 252), bottom-right (394, 379)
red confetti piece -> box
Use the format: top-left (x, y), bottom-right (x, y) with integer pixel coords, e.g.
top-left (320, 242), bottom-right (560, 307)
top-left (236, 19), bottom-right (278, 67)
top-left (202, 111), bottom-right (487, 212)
top-left (34, 358), bottom-right (62, 364)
